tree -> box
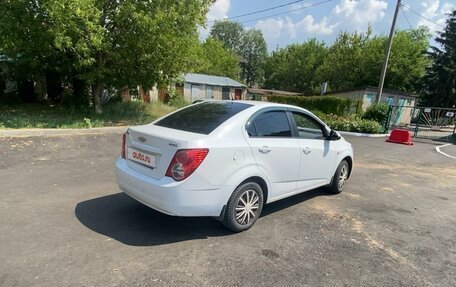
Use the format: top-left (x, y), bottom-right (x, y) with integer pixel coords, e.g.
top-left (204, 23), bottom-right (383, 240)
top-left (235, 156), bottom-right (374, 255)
top-left (0, 0), bottom-right (212, 112)
top-left (317, 27), bottom-right (429, 93)
top-left (240, 29), bottom-right (268, 87)
top-left (195, 38), bottom-right (240, 80)
top-left (383, 28), bottom-right (430, 92)
top-left (0, 0), bottom-right (67, 102)
top-left (209, 21), bottom-right (245, 55)
top-left (422, 10), bottom-right (456, 107)
top-left (319, 29), bottom-right (374, 91)
top-left (209, 21), bottom-right (267, 86)
top-left (264, 39), bottom-right (327, 95)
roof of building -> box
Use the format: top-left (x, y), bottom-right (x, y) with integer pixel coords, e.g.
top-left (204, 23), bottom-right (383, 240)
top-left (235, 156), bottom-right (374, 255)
top-left (184, 73), bottom-right (245, 88)
top-left (326, 86), bottom-right (417, 98)
top-left (247, 88), bottom-right (302, 96)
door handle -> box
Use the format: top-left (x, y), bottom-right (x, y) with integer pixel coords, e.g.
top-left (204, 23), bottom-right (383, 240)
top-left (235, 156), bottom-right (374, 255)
top-left (303, 147), bottom-right (311, 155)
top-left (258, 146), bottom-right (271, 154)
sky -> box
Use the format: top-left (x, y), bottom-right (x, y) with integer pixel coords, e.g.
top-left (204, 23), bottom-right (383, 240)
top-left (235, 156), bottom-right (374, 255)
top-left (200, 0), bottom-right (456, 51)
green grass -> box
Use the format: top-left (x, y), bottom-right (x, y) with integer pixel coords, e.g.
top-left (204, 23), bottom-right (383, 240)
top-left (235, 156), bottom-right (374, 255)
top-left (0, 101), bottom-right (177, 129)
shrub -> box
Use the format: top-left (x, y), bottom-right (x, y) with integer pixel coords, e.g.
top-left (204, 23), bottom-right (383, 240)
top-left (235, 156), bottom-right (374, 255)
top-left (320, 113), bottom-right (382, 134)
top-left (167, 91), bottom-right (189, 108)
top-left (82, 117), bottom-right (92, 128)
top-left (362, 103), bottom-right (389, 124)
top-left (102, 101), bottom-right (149, 120)
top-left (268, 95), bottom-right (358, 116)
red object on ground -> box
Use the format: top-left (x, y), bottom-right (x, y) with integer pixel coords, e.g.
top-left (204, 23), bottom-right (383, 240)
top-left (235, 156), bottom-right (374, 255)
top-left (386, 129), bottom-right (413, 145)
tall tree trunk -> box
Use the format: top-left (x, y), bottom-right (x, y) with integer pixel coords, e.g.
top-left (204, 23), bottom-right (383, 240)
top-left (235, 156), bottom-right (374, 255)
top-left (92, 81), bottom-right (103, 114)
top-left (0, 74), bottom-right (6, 100)
top-left (34, 74), bottom-right (47, 102)
top-left (18, 79), bottom-right (36, 103)
top-left (72, 77), bottom-right (89, 107)
top-left (121, 86), bottom-right (130, 101)
top-left (92, 51), bottom-right (107, 113)
top-left (45, 71), bottom-right (62, 103)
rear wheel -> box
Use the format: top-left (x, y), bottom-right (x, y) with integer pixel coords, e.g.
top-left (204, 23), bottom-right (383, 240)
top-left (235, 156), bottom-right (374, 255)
top-left (222, 182), bottom-right (264, 232)
top-left (328, 160), bottom-right (349, 194)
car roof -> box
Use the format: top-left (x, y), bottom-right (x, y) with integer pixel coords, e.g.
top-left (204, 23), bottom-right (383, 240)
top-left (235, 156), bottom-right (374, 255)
top-left (201, 99), bottom-right (304, 110)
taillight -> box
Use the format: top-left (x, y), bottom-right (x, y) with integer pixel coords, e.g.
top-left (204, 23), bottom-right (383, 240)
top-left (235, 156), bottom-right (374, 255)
top-left (121, 133), bottom-right (126, 159)
top-left (166, 149), bottom-right (209, 181)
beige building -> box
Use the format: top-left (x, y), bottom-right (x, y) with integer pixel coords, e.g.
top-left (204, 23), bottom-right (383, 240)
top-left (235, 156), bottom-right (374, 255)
top-left (328, 86), bottom-right (418, 127)
top-left (327, 86), bottom-right (417, 111)
top-left (179, 73), bottom-right (246, 102)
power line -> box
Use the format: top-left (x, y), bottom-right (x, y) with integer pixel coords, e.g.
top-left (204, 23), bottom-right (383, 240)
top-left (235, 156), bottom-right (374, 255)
top-left (400, 6), bottom-right (414, 30)
top-left (238, 0), bottom-right (333, 24)
top-left (401, 4), bottom-right (445, 28)
top-left (207, 0), bottom-right (309, 23)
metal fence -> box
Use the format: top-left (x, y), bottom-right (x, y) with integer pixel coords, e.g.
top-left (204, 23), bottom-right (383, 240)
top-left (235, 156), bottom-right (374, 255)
top-left (384, 105), bottom-right (456, 144)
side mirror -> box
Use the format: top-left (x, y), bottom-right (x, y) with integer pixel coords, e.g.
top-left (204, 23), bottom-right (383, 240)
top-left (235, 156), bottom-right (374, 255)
top-left (327, 129), bottom-right (341, 141)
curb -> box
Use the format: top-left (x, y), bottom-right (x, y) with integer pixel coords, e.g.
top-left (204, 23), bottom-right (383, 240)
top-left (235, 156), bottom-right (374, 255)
top-left (0, 126), bottom-right (128, 138)
top-left (337, 131), bottom-right (390, 138)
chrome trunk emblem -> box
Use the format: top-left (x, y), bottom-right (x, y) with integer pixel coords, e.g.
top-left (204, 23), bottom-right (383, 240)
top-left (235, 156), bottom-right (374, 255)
top-left (138, 136), bottom-right (146, 143)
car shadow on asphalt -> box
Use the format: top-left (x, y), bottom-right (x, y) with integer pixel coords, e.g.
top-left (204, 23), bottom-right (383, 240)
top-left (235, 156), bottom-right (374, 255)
top-left (75, 188), bottom-right (331, 246)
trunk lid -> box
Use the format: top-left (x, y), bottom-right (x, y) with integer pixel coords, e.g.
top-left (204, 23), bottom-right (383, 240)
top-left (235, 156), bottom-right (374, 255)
top-left (125, 124), bottom-right (203, 179)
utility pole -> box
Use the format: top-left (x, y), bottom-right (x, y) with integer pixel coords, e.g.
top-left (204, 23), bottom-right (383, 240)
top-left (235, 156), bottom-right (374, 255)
top-left (376, 0), bottom-right (401, 103)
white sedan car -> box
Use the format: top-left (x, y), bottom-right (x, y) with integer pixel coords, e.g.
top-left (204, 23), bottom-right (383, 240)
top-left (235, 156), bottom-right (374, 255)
top-left (115, 100), bottom-right (353, 232)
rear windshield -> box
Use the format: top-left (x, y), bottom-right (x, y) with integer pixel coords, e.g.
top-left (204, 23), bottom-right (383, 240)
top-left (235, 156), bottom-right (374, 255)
top-left (155, 101), bottom-right (252, 134)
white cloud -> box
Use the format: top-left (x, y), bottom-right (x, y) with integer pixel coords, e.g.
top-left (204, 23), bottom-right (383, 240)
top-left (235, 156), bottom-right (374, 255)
top-left (440, 2), bottom-right (456, 15)
top-left (255, 15), bottom-right (337, 46)
top-left (412, 1), bottom-right (455, 34)
top-left (419, 0), bottom-right (440, 18)
top-left (206, 0), bottom-right (230, 21)
top-left (333, 0), bottom-right (388, 27)
top-left (199, 0), bottom-right (231, 40)
top-left (255, 18), bottom-right (285, 40)
top-left (296, 15), bottom-right (338, 35)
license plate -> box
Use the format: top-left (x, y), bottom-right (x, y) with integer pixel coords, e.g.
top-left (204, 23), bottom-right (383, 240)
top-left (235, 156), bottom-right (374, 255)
top-left (127, 147), bottom-right (156, 168)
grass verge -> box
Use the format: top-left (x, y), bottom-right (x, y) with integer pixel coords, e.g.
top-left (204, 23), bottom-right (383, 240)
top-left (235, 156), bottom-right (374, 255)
top-left (0, 101), bottom-right (177, 129)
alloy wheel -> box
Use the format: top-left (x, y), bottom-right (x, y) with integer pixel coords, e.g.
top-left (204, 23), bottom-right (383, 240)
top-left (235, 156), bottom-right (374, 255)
top-left (235, 189), bottom-right (260, 225)
top-left (338, 165), bottom-right (348, 190)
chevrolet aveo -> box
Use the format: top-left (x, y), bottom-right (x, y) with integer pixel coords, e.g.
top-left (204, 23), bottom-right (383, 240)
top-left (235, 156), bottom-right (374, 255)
top-left (115, 100), bottom-right (353, 232)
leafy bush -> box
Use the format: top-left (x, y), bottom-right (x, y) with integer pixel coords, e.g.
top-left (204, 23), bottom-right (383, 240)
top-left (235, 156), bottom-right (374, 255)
top-left (362, 103), bottom-right (389, 124)
top-left (319, 113), bottom-right (382, 134)
top-left (268, 95), bottom-right (358, 116)
top-left (0, 101), bottom-right (177, 128)
top-left (167, 91), bottom-right (189, 108)
top-left (102, 101), bottom-right (150, 121)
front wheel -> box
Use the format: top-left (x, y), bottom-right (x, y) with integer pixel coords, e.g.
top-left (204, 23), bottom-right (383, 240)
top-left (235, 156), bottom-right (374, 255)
top-left (222, 182), bottom-right (264, 232)
top-left (328, 160), bottom-right (349, 194)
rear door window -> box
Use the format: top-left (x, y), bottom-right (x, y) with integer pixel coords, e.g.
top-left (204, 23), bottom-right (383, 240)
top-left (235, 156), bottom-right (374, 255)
top-left (155, 101), bottom-right (252, 135)
top-left (247, 111), bottom-right (292, 137)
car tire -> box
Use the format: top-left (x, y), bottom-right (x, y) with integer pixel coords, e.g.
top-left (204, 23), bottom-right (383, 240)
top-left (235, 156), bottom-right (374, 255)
top-left (328, 160), bottom-right (349, 194)
top-left (222, 182), bottom-right (264, 232)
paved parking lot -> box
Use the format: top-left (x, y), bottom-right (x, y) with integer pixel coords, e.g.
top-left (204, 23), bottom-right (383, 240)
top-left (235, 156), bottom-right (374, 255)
top-left (0, 132), bottom-right (455, 286)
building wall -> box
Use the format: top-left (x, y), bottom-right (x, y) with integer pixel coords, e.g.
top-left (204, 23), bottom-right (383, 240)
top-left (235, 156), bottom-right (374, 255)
top-left (330, 89), bottom-right (416, 112)
top-left (183, 82), bottom-right (245, 102)
top-left (362, 90), bottom-right (377, 111)
top-left (379, 91), bottom-right (416, 127)
top-left (212, 86), bottom-right (222, 100)
top-left (379, 91), bottom-right (415, 107)
top-left (183, 82), bottom-right (192, 101)
top-left (149, 86), bottom-right (158, 102)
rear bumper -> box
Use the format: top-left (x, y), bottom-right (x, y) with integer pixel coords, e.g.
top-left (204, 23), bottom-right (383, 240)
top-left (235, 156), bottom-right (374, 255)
top-left (115, 157), bottom-right (231, 217)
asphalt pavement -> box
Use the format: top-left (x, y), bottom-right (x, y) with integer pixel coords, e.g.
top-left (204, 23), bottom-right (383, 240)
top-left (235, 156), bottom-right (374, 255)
top-left (0, 133), bottom-right (455, 286)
